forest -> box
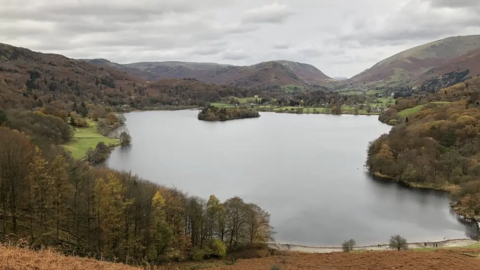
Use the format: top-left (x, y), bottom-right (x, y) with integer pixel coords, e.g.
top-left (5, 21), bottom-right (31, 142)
top-left (198, 106), bottom-right (260, 121)
top-left (0, 122), bottom-right (273, 264)
top-left (367, 77), bottom-right (480, 218)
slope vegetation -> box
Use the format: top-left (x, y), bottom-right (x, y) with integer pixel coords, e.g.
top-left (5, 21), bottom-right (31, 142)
top-left (351, 35), bottom-right (480, 84)
top-left (369, 77), bottom-right (480, 218)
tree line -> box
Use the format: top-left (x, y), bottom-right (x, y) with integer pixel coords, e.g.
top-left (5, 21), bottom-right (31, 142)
top-left (0, 123), bottom-right (273, 264)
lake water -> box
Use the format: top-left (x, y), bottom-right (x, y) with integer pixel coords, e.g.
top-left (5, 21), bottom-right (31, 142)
top-left (106, 110), bottom-right (477, 246)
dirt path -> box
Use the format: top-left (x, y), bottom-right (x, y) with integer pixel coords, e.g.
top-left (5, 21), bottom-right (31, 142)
top-left (269, 238), bottom-right (478, 253)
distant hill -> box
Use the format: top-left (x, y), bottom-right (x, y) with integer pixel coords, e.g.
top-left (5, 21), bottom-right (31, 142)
top-left (87, 59), bottom-right (331, 88)
top-left (351, 35), bottom-right (480, 84)
top-left (0, 43), bottom-right (146, 110)
top-left (0, 43), bottom-right (251, 110)
top-left (333, 77), bottom-right (348, 81)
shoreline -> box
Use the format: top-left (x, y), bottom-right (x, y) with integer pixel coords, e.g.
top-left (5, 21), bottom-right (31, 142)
top-left (372, 172), bottom-right (478, 221)
top-left (269, 238), bottom-right (478, 253)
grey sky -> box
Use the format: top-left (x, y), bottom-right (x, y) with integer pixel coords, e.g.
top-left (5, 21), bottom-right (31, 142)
top-left (1, 0), bottom-right (479, 77)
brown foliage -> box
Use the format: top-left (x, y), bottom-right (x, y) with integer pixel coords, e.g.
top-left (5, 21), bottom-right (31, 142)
top-left (367, 77), bottom-right (480, 216)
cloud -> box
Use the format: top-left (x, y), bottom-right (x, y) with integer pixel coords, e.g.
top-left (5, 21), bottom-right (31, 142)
top-left (192, 47), bottom-right (225, 56)
top-left (273, 43), bottom-right (290, 50)
top-left (425, 0), bottom-right (480, 8)
top-left (298, 48), bottom-right (323, 58)
top-left (242, 3), bottom-right (294, 24)
top-left (338, 0), bottom-right (480, 46)
top-left (1, 0), bottom-right (480, 78)
top-left (221, 50), bottom-right (249, 60)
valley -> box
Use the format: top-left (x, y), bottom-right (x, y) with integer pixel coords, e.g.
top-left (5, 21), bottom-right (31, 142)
top-left (2, 31), bottom-right (480, 270)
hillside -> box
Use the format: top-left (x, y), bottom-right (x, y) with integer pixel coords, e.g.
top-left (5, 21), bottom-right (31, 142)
top-left (88, 59), bottom-right (331, 88)
top-left (0, 43), bottom-right (146, 110)
top-left (2, 245), bottom-right (480, 270)
top-left (351, 35), bottom-right (480, 85)
top-left (423, 47), bottom-right (480, 79)
top-left (0, 43), bottom-right (254, 112)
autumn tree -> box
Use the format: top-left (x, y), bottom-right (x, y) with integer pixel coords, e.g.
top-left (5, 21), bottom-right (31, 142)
top-left (49, 155), bottom-right (73, 241)
top-left (94, 173), bottom-right (134, 257)
top-left (0, 127), bottom-right (34, 234)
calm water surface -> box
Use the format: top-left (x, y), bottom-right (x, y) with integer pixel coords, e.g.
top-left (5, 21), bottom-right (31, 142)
top-left (107, 110), bottom-right (476, 246)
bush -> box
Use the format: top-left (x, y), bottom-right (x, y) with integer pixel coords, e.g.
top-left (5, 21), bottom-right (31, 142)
top-left (389, 235), bottom-right (408, 251)
top-left (271, 264), bottom-right (281, 270)
top-left (209, 239), bottom-right (226, 258)
top-left (191, 248), bottom-right (207, 261)
top-left (342, 239), bottom-right (356, 252)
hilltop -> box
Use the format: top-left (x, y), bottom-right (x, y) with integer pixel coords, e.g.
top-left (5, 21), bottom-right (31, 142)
top-left (87, 59), bottom-right (331, 88)
top-left (351, 35), bottom-right (480, 85)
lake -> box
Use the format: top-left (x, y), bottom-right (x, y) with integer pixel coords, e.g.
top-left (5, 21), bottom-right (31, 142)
top-left (106, 110), bottom-right (476, 246)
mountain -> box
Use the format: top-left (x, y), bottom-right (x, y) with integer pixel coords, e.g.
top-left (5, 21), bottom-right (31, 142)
top-left (333, 77), bottom-right (348, 81)
top-left (351, 35), bottom-right (480, 85)
top-left (87, 59), bottom-right (331, 88)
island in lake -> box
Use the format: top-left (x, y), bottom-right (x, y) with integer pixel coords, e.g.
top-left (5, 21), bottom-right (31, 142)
top-left (198, 105), bottom-right (260, 121)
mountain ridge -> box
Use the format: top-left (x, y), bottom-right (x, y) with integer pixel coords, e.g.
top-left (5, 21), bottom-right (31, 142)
top-left (351, 35), bottom-right (480, 85)
top-left (87, 59), bottom-right (331, 88)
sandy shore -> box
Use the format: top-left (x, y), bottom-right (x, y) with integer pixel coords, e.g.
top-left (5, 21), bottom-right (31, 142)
top-left (268, 238), bottom-right (478, 253)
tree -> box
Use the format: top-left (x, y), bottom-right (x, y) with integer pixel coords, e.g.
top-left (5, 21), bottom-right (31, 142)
top-left (0, 110), bottom-right (7, 126)
top-left (86, 142), bottom-right (111, 164)
top-left (105, 113), bottom-right (119, 126)
top-left (49, 155), bottom-right (73, 242)
top-left (120, 132), bottom-right (132, 146)
top-left (146, 191), bottom-right (173, 261)
top-left (224, 197), bottom-right (247, 248)
top-left (0, 127), bottom-right (34, 234)
top-left (389, 235), bottom-right (408, 251)
top-left (342, 239), bottom-right (356, 252)
top-left (205, 195), bottom-right (223, 240)
top-left (245, 203), bottom-right (273, 245)
top-left (27, 146), bottom-right (49, 242)
top-left (94, 173), bottom-right (134, 257)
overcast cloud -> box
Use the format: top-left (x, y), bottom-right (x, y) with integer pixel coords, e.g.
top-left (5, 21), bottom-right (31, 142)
top-left (1, 0), bottom-right (480, 77)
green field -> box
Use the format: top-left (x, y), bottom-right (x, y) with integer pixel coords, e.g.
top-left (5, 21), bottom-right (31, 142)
top-left (63, 121), bottom-right (119, 160)
top-left (281, 84), bottom-right (305, 93)
top-left (366, 90), bottom-right (383, 95)
top-left (398, 105), bottom-right (426, 118)
top-left (209, 102), bottom-right (234, 108)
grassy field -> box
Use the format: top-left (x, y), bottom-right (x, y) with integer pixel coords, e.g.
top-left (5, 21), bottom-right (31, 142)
top-left (63, 121), bottom-right (119, 159)
top-left (210, 102), bottom-right (235, 108)
top-left (398, 105), bottom-right (426, 118)
top-left (281, 84), bottom-right (305, 93)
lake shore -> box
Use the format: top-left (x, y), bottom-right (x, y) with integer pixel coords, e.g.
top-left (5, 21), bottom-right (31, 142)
top-left (269, 238), bottom-right (479, 253)
top-left (372, 172), bottom-right (480, 223)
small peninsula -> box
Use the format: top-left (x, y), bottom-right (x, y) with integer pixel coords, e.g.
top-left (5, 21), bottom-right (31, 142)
top-left (198, 106), bottom-right (260, 121)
